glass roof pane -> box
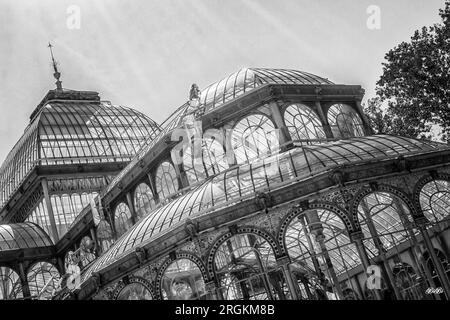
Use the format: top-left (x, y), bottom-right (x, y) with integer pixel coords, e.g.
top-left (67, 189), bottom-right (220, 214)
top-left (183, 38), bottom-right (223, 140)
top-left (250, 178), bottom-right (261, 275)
top-left (0, 101), bottom-right (161, 211)
top-left (0, 222), bottom-right (53, 251)
top-left (80, 134), bottom-right (450, 283)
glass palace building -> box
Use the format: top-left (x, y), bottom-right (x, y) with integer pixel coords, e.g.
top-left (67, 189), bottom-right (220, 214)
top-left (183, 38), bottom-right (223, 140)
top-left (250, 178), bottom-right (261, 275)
top-left (0, 68), bottom-right (449, 300)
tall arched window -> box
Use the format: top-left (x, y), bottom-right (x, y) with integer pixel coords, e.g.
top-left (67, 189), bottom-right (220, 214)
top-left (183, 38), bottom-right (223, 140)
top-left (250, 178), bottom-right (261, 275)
top-left (357, 192), bottom-right (412, 257)
top-left (134, 183), bottom-right (156, 220)
top-left (419, 179), bottom-right (450, 223)
top-left (155, 161), bottom-right (179, 200)
top-left (214, 233), bottom-right (286, 300)
top-left (231, 114), bottom-right (279, 164)
top-left (183, 137), bottom-right (228, 184)
top-left (161, 259), bottom-right (206, 300)
top-left (114, 202), bottom-right (132, 237)
top-left (284, 104), bottom-right (325, 143)
top-left (27, 262), bottom-right (60, 300)
top-left (284, 209), bottom-right (361, 300)
top-left (327, 104), bottom-right (364, 138)
top-left (0, 266), bottom-right (22, 300)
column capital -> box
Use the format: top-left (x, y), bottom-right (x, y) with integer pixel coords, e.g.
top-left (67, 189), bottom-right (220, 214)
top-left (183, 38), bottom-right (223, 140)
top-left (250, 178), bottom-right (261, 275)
top-left (349, 230), bottom-right (365, 242)
top-left (414, 216), bottom-right (430, 228)
top-left (276, 255), bottom-right (291, 266)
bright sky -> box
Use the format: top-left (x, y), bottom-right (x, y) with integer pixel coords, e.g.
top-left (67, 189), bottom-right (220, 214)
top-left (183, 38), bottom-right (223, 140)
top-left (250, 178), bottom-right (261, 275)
top-left (0, 0), bottom-right (445, 162)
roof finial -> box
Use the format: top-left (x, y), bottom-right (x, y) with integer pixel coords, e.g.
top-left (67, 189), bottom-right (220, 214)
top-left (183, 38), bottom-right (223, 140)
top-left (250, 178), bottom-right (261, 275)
top-left (47, 42), bottom-right (63, 90)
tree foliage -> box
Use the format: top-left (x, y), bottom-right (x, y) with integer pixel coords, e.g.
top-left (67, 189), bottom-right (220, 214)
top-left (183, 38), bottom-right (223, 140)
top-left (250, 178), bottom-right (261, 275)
top-left (366, 1), bottom-right (450, 141)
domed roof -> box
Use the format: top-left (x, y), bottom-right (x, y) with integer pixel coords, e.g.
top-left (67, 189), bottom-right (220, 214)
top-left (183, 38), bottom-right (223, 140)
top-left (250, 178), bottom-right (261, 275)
top-left (200, 67), bottom-right (334, 112)
top-left (0, 222), bottom-right (53, 251)
top-left (102, 68), bottom-right (334, 196)
top-left (0, 92), bottom-right (161, 210)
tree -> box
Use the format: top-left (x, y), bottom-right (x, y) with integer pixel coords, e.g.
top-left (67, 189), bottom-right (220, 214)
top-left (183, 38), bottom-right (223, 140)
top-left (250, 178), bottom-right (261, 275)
top-left (363, 97), bottom-right (434, 140)
top-left (371, 0), bottom-right (450, 142)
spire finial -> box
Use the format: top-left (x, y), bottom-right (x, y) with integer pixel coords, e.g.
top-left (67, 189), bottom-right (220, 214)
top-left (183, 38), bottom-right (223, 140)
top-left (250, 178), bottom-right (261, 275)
top-left (47, 42), bottom-right (63, 90)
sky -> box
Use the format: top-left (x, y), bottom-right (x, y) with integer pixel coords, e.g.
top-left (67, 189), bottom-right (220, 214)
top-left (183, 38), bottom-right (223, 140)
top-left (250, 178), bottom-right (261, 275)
top-left (0, 0), bottom-right (445, 163)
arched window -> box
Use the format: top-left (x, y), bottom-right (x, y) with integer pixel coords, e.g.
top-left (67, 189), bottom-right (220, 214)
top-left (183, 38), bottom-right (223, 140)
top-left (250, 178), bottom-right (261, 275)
top-left (183, 137), bottom-right (228, 184)
top-left (161, 259), bottom-right (206, 300)
top-left (0, 266), bottom-right (22, 300)
top-left (327, 104), bottom-right (364, 138)
top-left (283, 104), bottom-right (326, 143)
top-left (27, 262), bottom-right (60, 300)
top-left (114, 202), bottom-right (132, 237)
top-left (214, 233), bottom-right (286, 300)
top-left (419, 179), bottom-right (450, 223)
top-left (284, 209), bottom-right (361, 300)
top-left (116, 278), bottom-right (153, 300)
top-left (357, 192), bottom-right (413, 257)
top-left (155, 161), bottom-right (179, 200)
top-left (134, 183), bottom-right (156, 220)
top-left (231, 114), bottom-right (279, 164)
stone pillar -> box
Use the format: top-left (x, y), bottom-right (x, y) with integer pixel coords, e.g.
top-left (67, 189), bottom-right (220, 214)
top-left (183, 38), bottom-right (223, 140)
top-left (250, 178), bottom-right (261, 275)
top-left (268, 100), bottom-right (292, 150)
top-left (173, 162), bottom-right (190, 190)
top-left (146, 172), bottom-right (160, 204)
top-left (315, 101), bottom-right (333, 139)
top-left (276, 256), bottom-right (300, 300)
top-left (354, 100), bottom-right (374, 135)
top-left (126, 192), bottom-right (137, 224)
top-left (41, 178), bottom-right (59, 242)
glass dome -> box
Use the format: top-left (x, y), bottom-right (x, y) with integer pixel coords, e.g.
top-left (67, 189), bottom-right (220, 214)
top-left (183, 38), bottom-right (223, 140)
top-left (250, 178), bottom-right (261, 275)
top-left (0, 100), bottom-right (161, 210)
top-left (200, 68), bottom-right (334, 112)
top-left (103, 68), bottom-right (334, 196)
top-left (0, 222), bottom-right (53, 251)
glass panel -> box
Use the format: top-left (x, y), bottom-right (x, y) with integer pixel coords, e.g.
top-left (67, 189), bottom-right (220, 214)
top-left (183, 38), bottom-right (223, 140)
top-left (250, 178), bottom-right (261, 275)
top-left (134, 183), bottom-right (156, 221)
top-left (0, 267), bottom-right (23, 300)
top-left (358, 192), bottom-right (412, 257)
top-left (214, 233), bottom-right (282, 300)
top-left (0, 222), bottom-right (52, 250)
top-left (183, 137), bottom-right (228, 184)
top-left (419, 179), bottom-right (450, 223)
top-left (231, 113), bottom-right (279, 164)
top-left (284, 209), bottom-right (361, 300)
top-left (114, 202), bottom-right (133, 237)
top-left (284, 104), bottom-right (326, 144)
top-left (161, 259), bottom-right (206, 300)
top-left (27, 262), bottom-right (60, 300)
top-left (155, 161), bottom-right (179, 200)
top-left (327, 104), bottom-right (364, 138)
